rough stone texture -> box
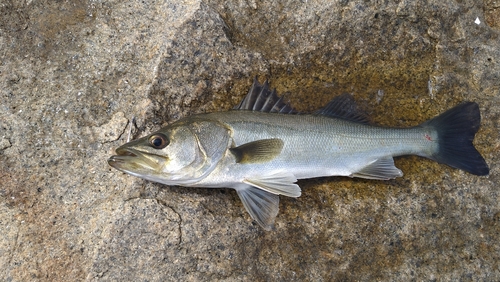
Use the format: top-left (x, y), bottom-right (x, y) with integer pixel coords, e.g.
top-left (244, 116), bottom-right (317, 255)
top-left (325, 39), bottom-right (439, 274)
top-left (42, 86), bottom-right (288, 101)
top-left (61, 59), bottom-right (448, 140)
top-left (1, 0), bottom-right (499, 281)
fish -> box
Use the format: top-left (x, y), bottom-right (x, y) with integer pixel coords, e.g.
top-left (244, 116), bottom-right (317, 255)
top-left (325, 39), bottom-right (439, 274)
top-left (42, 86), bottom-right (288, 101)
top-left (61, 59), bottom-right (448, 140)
top-left (108, 78), bottom-right (489, 230)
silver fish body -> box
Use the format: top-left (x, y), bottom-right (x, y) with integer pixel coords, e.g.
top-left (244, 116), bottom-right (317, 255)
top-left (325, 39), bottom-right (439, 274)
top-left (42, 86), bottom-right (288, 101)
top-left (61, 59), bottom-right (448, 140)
top-left (190, 111), bottom-right (432, 184)
top-left (108, 79), bottom-right (489, 230)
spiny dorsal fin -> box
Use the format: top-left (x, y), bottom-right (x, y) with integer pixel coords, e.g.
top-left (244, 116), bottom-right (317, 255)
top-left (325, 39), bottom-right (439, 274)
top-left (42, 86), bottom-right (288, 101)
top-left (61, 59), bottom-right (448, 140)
top-left (234, 78), bottom-right (297, 114)
top-left (230, 138), bottom-right (284, 164)
top-left (315, 93), bottom-right (370, 123)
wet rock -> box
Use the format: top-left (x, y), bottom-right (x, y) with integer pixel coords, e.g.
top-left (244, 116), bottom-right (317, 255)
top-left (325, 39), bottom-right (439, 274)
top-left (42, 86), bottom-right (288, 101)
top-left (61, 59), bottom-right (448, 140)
top-left (1, 0), bottom-right (498, 281)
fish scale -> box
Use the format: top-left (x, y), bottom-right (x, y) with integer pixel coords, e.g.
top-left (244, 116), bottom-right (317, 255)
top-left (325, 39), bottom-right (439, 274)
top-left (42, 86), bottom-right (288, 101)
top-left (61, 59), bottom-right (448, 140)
top-left (192, 111), bottom-right (431, 182)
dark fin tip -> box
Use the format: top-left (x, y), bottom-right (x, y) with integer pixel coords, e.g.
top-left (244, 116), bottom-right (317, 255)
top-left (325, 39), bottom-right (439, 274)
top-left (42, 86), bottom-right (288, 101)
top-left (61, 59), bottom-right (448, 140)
top-left (426, 102), bottom-right (489, 176)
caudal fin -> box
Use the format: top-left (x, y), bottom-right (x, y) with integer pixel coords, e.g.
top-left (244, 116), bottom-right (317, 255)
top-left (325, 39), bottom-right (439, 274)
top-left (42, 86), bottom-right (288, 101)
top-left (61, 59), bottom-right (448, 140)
top-left (424, 102), bottom-right (489, 175)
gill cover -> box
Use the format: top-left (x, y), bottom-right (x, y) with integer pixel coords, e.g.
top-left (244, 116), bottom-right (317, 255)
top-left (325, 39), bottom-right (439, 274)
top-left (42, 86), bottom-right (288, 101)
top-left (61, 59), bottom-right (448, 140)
top-left (179, 118), bottom-right (231, 185)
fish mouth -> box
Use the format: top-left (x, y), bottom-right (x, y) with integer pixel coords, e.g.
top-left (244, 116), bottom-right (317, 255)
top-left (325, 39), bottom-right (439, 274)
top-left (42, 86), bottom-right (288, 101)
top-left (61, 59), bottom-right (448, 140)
top-left (108, 147), bottom-right (162, 172)
top-left (115, 147), bottom-right (139, 157)
top-left (108, 147), bottom-right (140, 162)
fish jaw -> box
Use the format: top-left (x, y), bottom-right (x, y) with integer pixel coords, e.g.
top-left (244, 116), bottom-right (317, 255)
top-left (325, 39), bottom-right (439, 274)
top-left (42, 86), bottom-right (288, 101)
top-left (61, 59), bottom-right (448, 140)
top-left (108, 146), bottom-right (168, 178)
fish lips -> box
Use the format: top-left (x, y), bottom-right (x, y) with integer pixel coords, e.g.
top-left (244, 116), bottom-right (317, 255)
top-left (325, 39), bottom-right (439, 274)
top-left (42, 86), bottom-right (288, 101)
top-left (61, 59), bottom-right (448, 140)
top-left (108, 147), bottom-right (162, 173)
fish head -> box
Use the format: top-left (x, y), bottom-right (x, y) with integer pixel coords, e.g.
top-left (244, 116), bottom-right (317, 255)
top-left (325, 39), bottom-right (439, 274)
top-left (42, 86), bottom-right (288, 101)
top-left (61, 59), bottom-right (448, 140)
top-left (108, 121), bottom-right (222, 186)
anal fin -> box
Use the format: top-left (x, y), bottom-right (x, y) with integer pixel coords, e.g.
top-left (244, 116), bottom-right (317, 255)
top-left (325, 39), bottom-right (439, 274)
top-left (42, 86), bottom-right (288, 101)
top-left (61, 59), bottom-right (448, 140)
top-left (351, 157), bottom-right (403, 180)
top-left (236, 185), bottom-right (280, 230)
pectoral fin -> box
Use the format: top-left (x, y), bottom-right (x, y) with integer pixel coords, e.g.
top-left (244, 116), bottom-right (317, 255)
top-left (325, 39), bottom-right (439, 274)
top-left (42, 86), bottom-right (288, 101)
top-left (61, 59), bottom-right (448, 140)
top-left (236, 185), bottom-right (280, 230)
top-left (351, 157), bottom-right (403, 180)
top-left (243, 171), bottom-right (301, 197)
top-left (230, 138), bottom-right (284, 164)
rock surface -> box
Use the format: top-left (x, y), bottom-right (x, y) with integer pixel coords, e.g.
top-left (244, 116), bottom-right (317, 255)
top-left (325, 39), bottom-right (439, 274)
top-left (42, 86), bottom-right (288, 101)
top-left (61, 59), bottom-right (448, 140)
top-left (1, 0), bottom-right (499, 280)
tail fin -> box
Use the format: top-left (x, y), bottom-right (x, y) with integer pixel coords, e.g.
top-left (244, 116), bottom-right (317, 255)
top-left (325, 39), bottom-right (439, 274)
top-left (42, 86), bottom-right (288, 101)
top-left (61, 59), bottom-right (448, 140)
top-left (424, 102), bottom-right (489, 175)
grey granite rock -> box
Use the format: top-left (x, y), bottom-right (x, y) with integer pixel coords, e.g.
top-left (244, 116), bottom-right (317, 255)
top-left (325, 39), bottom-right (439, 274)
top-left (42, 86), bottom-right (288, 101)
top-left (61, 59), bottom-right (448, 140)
top-left (1, 0), bottom-right (498, 281)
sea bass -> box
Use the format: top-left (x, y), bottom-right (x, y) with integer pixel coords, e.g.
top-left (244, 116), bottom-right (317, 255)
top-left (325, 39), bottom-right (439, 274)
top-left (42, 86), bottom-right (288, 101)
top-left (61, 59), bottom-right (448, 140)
top-left (108, 79), bottom-right (489, 230)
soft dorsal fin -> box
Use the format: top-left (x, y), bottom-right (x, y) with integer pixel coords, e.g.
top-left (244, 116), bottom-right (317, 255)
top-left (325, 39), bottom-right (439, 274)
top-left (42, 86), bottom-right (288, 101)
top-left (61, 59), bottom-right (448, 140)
top-left (234, 78), bottom-right (297, 114)
top-left (315, 93), bottom-right (370, 123)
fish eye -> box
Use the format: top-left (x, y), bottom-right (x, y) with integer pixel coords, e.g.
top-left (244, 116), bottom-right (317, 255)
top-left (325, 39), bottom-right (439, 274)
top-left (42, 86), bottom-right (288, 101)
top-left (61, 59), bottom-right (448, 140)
top-left (148, 133), bottom-right (169, 149)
